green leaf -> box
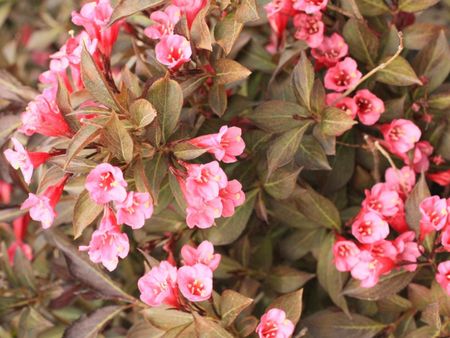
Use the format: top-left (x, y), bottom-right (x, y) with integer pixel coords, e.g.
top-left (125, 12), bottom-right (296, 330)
top-left (405, 173), bottom-right (430, 233)
top-left (264, 167), bottom-right (301, 200)
top-left (355, 0), bottom-right (390, 16)
top-left (193, 313), bottom-right (234, 338)
top-left (295, 135), bottom-right (331, 171)
top-left (109, 0), bottom-right (164, 25)
top-left (214, 59), bottom-right (251, 85)
top-left (292, 52), bottom-right (314, 110)
top-left (63, 306), bottom-right (125, 338)
top-left (215, 13), bottom-right (243, 55)
top-left (428, 91), bottom-right (450, 110)
top-left (73, 190), bottom-right (103, 239)
top-left (252, 100), bottom-right (311, 133)
top-left (45, 229), bottom-right (135, 302)
top-left (220, 290), bottom-right (253, 327)
top-left (343, 270), bottom-right (416, 301)
top-left (173, 142), bottom-right (207, 161)
top-left (130, 98), bottom-right (156, 128)
top-left (301, 310), bottom-right (386, 338)
top-left (148, 76), bottom-right (183, 143)
top-left (343, 18), bottom-right (379, 66)
top-left (295, 186), bottom-right (341, 230)
top-left (317, 233), bottom-right (349, 315)
top-left (398, 0), bottom-right (440, 12)
top-left (203, 189), bottom-right (257, 245)
top-left (268, 266), bottom-right (314, 293)
top-left (80, 45), bottom-right (120, 110)
top-left (266, 122), bottom-right (311, 176)
top-left (208, 83), bottom-right (228, 117)
top-left (403, 326), bottom-right (440, 338)
top-left (102, 112), bottom-right (134, 163)
top-left (65, 124), bottom-right (101, 169)
top-left (268, 289), bottom-right (303, 325)
top-left (403, 23), bottom-right (442, 50)
top-left (320, 106), bottom-right (357, 136)
top-left (376, 56), bottom-right (421, 86)
top-left (142, 308), bottom-right (193, 330)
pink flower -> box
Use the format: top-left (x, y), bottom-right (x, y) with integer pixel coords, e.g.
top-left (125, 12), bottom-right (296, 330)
top-left (0, 180), bottom-right (12, 204)
top-left (352, 211), bottom-right (390, 244)
top-left (406, 141), bottom-right (433, 173)
top-left (185, 161), bottom-right (228, 201)
top-left (19, 92), bottom-right (71, 137)
top-left (79, 207), bottom-right (129, 271)
top-left (436, 261), bottom-right (450, 295)
top-left (144, 5), bottom-right (181, 39)
top-left (312, 32), bottom-right (348, 67)
top-left (386, 209), bottom-right (409, 234)
top-left (85, 163), bottom-right (128, 204)
top-left (219, 179), bottom-right (245, 217)
top-left (177, 263), bottom-right (213, 302)
top-left (419, 196), bottom-right (448, 238)
top-left (366, 240), bottom-right (398, 261)
top-left (186, 197), bottom-right (223, 229)
top-left (4, 137), bottom-right (53, 184)
top-left (189, 126), bottom-right (246, 163)
top-left (354, 89), bottom-right (385, 126)
top-left (155, 34), bottom-right (192, 70)
top-left (293, 0), bottom-right (328, 13)
top-left (256, 308), bottom-right (294, 338)
top-left (394, 231), bottom-right (421, 271)
top-left (293, 12), bottom-right (324, 48)
top-left (326, 93), bottom-right (357, 119)
top-left (265, 0), bottom-right (295, 39)
top-left (428, 169), bottom-right (450, 187)
top-left (441, 227), bottom-right (450, 251)
top-left (72, 0), bottom-right (120, 56)
top-left (7, 215), bottom-right (33, 265)
top-left (7, 241), bottom-right (33, 265)
top-left (21, 175), bottom-right (68, 229)
top-left (115, 191), bottom-right (153, 229)
top-left (385, 166), bottom-right (416, 197)
top-left (362, 183), bottom-right (401, 217)
top-left (138, 260), bottom-right (179, 307)
top-left (172, 0), bottom-right (207, 28)
top-left (380, 119), bottom-right (421, 155)
top-left (333, 239), bottom-right (360, 272)
top-left (350, 250), bottom-right (394, 288)
top-left (181, 240), bottom-right (221, 271)
top-left (324, 57), bottom-right (362, 92)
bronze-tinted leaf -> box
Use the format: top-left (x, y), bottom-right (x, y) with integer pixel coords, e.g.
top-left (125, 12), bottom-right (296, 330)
top-left (398, 0), bottom-right (440, 12)
top-left (102, 112), bottom-right (134, 163)
top-left (193, 313), bottom-right (234, 338)
top-left (65, 124), bottom-right (101, 169)
top-left (220, 290), bottom-right (253, 327)
top-left (208, 83), bottom-right (228, 116)
top-left (214, 59), bottom-right (251, 85)
top-left (72, 190), bottom-right (103, 239)
top-left (268, 289), bottom-right (303, 325)
top-left (343, 18), bottom-right (379, 66)
top-left (295, 135), bottom-right (331, 170)
top-left (109, 0), bottom-right (164, 25)
top-left (268, 266), bottom-right (314, 293)
top-left (191, 1), bottom-right (212, 51)
top-left (215, 13), bottom-right (243, 55)
top-left (173, 142), bottom-right (207, 161)
top-left (320, 106), bottom-right (357, 136)
top-left (376, 56), bottom-right (422, 86)
top-left (130, 98), bottom-right (156, 128)
top-left (292, 52), bottom-right (314, 110)
top-left (405, 173), bottom-right (430, 233)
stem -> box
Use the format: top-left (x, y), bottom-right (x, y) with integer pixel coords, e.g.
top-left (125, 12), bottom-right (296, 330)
top-left (326, 3), bottom-right (357, 18)
top-left (374, 140), bottom-right (398, 170)
top-left (346, 0), bottom-right (364, 20)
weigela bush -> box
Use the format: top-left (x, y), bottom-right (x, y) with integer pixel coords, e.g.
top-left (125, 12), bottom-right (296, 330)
top-left (0, 0), bottom-right (449, 336)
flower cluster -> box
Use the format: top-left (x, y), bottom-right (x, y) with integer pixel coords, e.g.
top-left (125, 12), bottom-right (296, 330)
top-left (333, 166), bottom-right (422, 287)
top-left (138, 240), bottom-right (220, 306)
top-left (256, 308), bottom-right (294, 338)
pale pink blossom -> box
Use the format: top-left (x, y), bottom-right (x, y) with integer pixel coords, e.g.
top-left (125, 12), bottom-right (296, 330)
top-left (79, 207), bottom-right (129, 271)
top-left (405, 141), bottom-right (433, 173)
top-left (380, 119), bottom-right (421, 155)
top-left (293, 12), bottom-right (324, 48)
top-left (352, 211), bottom-right (390, 244)
top-left (293, 0), bottom-right (328, 13)
top-left (324, 57), bottom-right (362, 92)
top-left (181, 240), bottom-right (221, 271)
top-left (333, 239), bottom-right (360, 272)
top-left (394, 231), bottom-right (421, 271)
top-left (21, 175), bottom-right (68, 229)
top-left (177, 263), bottom-right (213, 302)
top-left (219, 179), bottom-right (245, 217)
top-left (189, 126), bottom-right (246, 163)
top-left (419, 196), bottom-right (448, 238)
top-left (144, 5), bottom-right (181, 39)
top-left (366, 240), bottom-right (398, 261)
top-left (362, 183), bottom-right (401, 217)
top-left (138, 260), bottom-right (179, 307)
top-left (256, 308), bottom-right (294, 338)
top-left (172, 0), bottom-right (207, 28)
top-left (185, 161), bottom-right (228, 201)
top-left (186, 197), bottom-right (223, 229)
top-left (115, 191), bottom-right (153, 229)
top-left (311, 33), bottom-right (348, 67)
top-left (85, 163), bottom-right (128, 204)
top-left (385, 166), bottom-right (416, 197)
top-left (436, 261), bottom-right (450, 295)
top-left (155, 34), bottom-right (192, 70)
top-left (354, 89), bottom-right (385, 126)
top-left (326, 93), bottom-right (357, 119)
top-left (350, 250), bottom-right (394, 288)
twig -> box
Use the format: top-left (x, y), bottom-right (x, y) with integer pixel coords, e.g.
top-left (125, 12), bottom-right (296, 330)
top-left (373, 140), bottom-right (398, 170)
top-left (326, 3), bottom-right (357, 18)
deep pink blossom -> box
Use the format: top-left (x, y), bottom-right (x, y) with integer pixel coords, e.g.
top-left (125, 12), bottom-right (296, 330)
top-left (189, 126), bottom-right (246, 163)
top-left (350, 250), bottom-right (394, 288)
top-left (177, 263), bottom-right (213, 302)
top-left (7, 215), bottom-right (33, 265)
top-left (366, 240), bottom-right (398, 261)
top-left (79, 207), bottom-right (129, 271)
top-left (386, 210), bottom-right (409, 234)
top-left (185, 161), bottom-right (228, 201)
top-left (436, 261), bottom-right (450, 295)
top-left (354, 89), bottom-right (385, 126)
top-left (419, 196), bottom-right (448, 238)
top-left (333, 239), bottom-right (360, 272)
top-left (181, 240), bottom-right (221, 271)
top-left (428, 169), bottom-right (450, 187)
top-left (138, 260), bottom-right (179, 307)
top-left (311, 33), bottom-right (348, 67)
top-left (145, 5), bottom-right (181, 39)
top-left (405, 141), bottom-right (433, 173)
top-left (394, 231), bottom-right (421, 271)
top-left (115, 191), bottom-right (153, 229)
top-left (256, 308), bottom-right (294, 338)
top-left (155, 34), bottom-right (192, 70)
top-left (324, 57), bottom-right (362, 92)
top-left (0, 180), bottom-right (12, 204)
top-left (219, 179), bottom-right (245, 217)
top-left (362, 183), bottom-right (401, 217)
top-left (380, 119), bottom-right (421, 155)
top-left (326, 93), bottom-right (357, 118)
top-left (265, 0), bottom-right (295, 39)
top-left (293, 12), bottom-right (324, 48)
top-left (85, 163), bottom-right (128, 204)
top-left (293, 0), bottom-right (328, 13)
top-left (352, 211), bottom-right (390, 244)
top-left (172, 0), bottom-right (207, 28)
